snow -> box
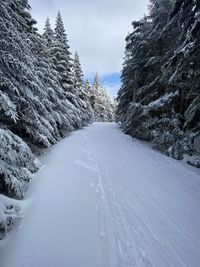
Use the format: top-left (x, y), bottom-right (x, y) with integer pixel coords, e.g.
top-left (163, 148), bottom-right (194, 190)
top-left (1, 122), bottom-right (200, 267)
top-left (148, 91), bottom-right (178, 109)
top-left (194, 135), bottom-right (200, 151)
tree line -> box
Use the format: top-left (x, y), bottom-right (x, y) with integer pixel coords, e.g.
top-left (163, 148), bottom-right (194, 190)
top-left (117, 0), bottom-right (200, 166)
top-left (0, 0), bottom-right (114, 238)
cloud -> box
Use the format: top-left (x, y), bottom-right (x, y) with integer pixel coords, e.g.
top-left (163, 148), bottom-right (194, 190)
top-left (29, 0), bottom-right (149, 76)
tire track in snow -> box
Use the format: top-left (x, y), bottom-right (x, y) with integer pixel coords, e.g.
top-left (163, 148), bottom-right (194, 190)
top-left (78, 132), bottom-right (110, 267)
top-left (101, 163), bottom-right (191, 267)
top-left (88, 152), bottom-right (150, 267)
top-left (89, 155), bottom-right (187, 267)
top-left (82, 134), bottom-right (154, 266)
top-left (77, 126), bottom-right (200, 267)
top-left (101, 165), bottom-right (153, 267)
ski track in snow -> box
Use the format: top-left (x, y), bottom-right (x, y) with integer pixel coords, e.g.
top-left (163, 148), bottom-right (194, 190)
top-left (1, 122), bottom-right (200, 267)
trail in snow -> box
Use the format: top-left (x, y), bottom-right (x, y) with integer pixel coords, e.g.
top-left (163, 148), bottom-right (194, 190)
top-left (1, 122), bottom-right (200, 267)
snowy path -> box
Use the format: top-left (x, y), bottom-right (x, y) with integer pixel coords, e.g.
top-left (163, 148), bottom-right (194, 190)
top-left (1, 122), bottom-right (200, 267)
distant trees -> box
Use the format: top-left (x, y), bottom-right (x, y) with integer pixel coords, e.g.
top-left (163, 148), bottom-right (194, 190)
top-left (87, 73), bottom-right (115, 122)
top-left (117, 0), bottom-right (200, 164)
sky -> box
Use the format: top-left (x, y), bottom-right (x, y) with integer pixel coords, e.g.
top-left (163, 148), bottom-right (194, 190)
top-left (29, 0), bottom-right (149, 96)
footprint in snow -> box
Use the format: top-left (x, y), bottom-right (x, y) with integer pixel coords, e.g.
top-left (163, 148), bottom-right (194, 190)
top-left (75, 160), bottom-right (95, 171)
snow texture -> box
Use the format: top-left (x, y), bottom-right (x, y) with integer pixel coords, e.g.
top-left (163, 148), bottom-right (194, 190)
top-left (1, 123), bottom-right (200, 267)
top-left (0, 195), bottom-right (21, 240)
top-left (148, 91), bottom-right (179, 109)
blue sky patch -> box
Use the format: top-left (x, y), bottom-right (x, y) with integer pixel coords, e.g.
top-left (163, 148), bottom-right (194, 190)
top-left (85, 72), bottom-right (121, 97)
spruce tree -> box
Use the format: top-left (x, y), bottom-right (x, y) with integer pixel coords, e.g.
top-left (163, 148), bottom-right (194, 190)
top-left (117, 0), bottom-right (200, 162)
top-left (0, 2), bottom-right (94, 238)
top-left (53, 11), bottom-right (74, 92)
top-left (91, 73), bottom-right (114, 122)
top-left (73, 51), bottom-right (84, 89)
top-left (43, 18), bottom-right (54, 46)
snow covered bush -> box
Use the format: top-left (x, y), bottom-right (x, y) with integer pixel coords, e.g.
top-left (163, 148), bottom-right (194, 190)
top-left (0, 195), bottom-right (21, 240)
top-left (120, 103), bottom-right (189, 160)
top-left (0, 129), bottom-right (39, 200)
top-left (121, 103), bottom-right (151, 141)
top-left (151, 113), bottom-right (185, 160)
top-left (187, 157), bottom-right (200, 168)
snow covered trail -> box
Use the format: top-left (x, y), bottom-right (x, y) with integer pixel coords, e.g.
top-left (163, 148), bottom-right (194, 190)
top-left (1, 122), bottom-right (200, 267)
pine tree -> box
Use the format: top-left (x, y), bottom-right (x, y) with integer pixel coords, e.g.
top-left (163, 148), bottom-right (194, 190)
top-left (0, 1), bottom-right (94, 238)
top-left (85, 79), bottom-right (92, 90)
top-left (0, 129), bottom-right (39, 200)
top-left (148, 0), bottom-right (173, 27)
top-left (0, 3), bottom-right (41, 227)
top-left (43, 17), bottom-right (54, 46)
top-left (53, 11), bottom-right (73, 92)
top-left (117, 0), bottom-right (200, 162)
top-left (73, 51), bottom-right (84, 89)
top-left (52, 12), bottom-right (91, 128)
top-left (94, 72), bottom-right (101, 90)
top-left (90, 73), bottom-right (114, 122)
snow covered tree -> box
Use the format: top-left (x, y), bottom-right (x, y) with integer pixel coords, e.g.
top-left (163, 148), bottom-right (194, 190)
top-left (41, 17), bottom-right (80, 139)
top-left (148, 0), bottom-right (174, 27)
top-left (0, 128), bottom-right (39, 239)
top-left (52, 11), bottom-right (74, 95)
top-left (94, 72), bottom-right (101, 89)
top-left (43, 17), bottom-right (54, 46)
top-left (0, 129), bottom-right (39, 200)
top-left (72, 51), bottom-right (84, 89)
top-left (71, 51), bottom-right (94, 122)
top-left (0, 195), bottom-right (22, 240)
top-left (117, 0), bottom-right (200, 163)
top-left (116, 17), bottom-right (151, 125)
top-left (90, 73), bottom-right (115, 122)
top-left (52, 12), bottom-right (92, 128)
top-left (0, 1), bottom-right (94, 238)
top-left (0, 0), bottom-right (62, 149)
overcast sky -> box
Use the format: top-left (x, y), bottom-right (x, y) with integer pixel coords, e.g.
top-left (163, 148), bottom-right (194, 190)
top-left (29, 0), bottom-right (149, 95)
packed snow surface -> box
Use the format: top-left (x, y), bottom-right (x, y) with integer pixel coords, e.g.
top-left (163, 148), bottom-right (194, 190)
top-left (1, 122), bottom-right (200, 267)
